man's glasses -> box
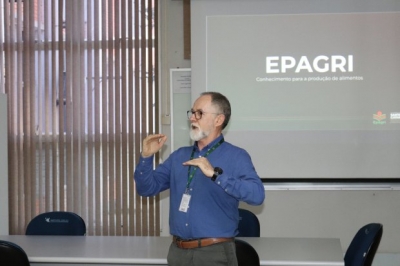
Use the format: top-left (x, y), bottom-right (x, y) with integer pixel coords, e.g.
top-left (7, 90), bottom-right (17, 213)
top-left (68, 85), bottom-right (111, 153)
top-left (187, 110), bottom-right (221, 120)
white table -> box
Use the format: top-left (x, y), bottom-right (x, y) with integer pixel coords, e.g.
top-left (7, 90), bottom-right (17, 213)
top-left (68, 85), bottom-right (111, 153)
top-left (0, 235), bottom-right (344, 266)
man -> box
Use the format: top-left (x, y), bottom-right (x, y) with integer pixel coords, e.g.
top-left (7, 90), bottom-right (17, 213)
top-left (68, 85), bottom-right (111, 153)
top-left (134, 91), bottom-right (265, 266)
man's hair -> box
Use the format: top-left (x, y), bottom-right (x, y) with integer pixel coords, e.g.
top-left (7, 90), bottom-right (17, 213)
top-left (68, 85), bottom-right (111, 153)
top-left (201, 91), bottom-right (231, 129)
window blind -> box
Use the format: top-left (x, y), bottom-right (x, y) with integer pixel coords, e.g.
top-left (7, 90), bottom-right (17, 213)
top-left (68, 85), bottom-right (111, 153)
top-left (0, 0), bottom-right (160, 236)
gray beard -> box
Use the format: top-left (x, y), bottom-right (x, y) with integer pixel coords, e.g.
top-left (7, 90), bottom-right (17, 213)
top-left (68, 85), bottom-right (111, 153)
top-left (189, 128), bottom-right (207, 141)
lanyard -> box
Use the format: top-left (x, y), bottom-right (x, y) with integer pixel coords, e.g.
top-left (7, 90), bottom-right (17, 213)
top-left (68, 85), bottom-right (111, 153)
top-left (186, 138), bottom-right (224, 190)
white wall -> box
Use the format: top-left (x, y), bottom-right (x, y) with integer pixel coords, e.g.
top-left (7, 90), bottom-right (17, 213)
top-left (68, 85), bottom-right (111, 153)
top-left (242, 189), bottom-right (400, 265)
top-left (0, 94), bottom-right (9, 235)
top-left (159, 1), bottom-right (400, 265)
top-left (241, 189), bottom-right (400, 251)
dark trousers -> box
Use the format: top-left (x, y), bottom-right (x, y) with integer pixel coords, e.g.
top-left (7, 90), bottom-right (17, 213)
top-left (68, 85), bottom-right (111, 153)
top-left (167, 240), bottom-right (238, 266)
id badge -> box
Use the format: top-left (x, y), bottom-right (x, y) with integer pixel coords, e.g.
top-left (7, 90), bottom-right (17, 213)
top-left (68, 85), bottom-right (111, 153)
top-left (179, 193), bottom-right (191, 212)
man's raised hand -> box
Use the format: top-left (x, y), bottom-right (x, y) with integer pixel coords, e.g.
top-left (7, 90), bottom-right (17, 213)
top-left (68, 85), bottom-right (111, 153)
top-left (141, 134), bottom-right (167, 157)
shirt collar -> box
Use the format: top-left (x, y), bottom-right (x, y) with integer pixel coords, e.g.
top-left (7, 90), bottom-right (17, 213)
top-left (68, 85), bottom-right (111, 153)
top-left (194, 134), bottom-right (224, 152)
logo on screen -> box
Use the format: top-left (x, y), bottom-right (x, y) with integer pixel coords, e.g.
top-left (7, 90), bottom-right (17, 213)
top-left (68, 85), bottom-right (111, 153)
top-left (373, 111), bottom-right (386, 125)
top-left (266, 55), bottom-right (353, 73)
top-left (390, 112), bottom-right (400, 123)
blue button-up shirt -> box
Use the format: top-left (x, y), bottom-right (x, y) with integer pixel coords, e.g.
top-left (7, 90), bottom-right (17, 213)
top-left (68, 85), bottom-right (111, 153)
top-left (134, 135), bottom-right (265, 239)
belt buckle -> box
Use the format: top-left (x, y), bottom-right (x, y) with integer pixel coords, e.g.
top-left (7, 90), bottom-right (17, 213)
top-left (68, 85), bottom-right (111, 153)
top-left (177, 239), bottom-right (184, 248)
top-left (174, 236), bottom-right (184, 248)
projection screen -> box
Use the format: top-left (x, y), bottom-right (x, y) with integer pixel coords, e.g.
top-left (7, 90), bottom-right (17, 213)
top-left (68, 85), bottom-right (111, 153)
top-left (191, 0), bottom-right (400, 181)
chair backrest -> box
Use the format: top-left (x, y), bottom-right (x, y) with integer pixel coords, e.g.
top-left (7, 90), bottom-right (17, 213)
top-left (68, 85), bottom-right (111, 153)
top-left (237, 208), bottom-right (260, 237)
top-left (344, 223), bottom-right (383, 266)
top-left (235, 239), bottom-right (260, 266)
top-left (0, 240), bottom-right (30, 266)
top-left (26, 211), bottom-right (86, 236)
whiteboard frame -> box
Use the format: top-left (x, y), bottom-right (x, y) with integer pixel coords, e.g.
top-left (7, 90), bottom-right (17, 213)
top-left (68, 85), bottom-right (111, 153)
top-left (0, 94), bottom-right (9, 234)
top-left (170, 68), bottom-right (192, 152)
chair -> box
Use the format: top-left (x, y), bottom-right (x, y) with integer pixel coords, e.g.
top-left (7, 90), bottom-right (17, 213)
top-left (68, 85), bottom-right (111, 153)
top-left (26, 211), bottom-right (86, 235)
top-left (237, 208), bottom-right (260, 237)
top-left (235, 239), bottom-right (260, 266)
top-left (344, 223), bottom-right (383, 266)
top-left (0, 240), bottom-right (30, 266)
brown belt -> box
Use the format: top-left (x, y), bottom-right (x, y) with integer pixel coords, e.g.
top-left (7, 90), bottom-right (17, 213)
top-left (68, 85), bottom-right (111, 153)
top-left (172, 236), bottom-right (234, 249)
